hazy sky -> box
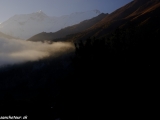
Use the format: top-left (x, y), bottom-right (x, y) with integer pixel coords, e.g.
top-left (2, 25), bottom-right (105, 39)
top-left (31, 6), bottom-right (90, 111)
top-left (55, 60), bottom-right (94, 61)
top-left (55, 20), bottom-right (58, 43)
top-left (0, 0), bottom-right (132, 23)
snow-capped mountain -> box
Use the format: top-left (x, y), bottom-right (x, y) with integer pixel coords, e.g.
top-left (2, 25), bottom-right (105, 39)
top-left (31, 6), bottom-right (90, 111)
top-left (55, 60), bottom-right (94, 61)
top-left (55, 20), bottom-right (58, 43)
top-left (0, 10), bottom-right (101, 39)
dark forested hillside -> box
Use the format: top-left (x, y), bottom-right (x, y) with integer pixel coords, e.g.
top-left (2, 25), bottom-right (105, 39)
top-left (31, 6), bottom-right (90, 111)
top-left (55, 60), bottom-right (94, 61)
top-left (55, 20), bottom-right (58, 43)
top-left (0, 51), bottom-right (75, 119)
top-left (71, 15), bottom-right (159, 119)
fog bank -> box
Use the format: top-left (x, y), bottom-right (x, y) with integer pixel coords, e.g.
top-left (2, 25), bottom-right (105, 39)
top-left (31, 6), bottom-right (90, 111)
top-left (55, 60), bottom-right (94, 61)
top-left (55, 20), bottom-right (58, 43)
top-left (0, 37), bottom-right (75, 67)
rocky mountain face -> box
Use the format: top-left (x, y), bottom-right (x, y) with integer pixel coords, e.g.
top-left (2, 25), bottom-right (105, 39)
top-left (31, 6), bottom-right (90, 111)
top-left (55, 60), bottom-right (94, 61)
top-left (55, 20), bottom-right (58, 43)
top-left (0, 10), bottom-right (101, 39)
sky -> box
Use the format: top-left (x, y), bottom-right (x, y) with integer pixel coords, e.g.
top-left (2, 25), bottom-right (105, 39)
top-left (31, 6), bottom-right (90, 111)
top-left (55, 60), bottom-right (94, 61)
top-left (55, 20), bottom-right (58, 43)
top-left (0, 0), bottom-right (132, 23)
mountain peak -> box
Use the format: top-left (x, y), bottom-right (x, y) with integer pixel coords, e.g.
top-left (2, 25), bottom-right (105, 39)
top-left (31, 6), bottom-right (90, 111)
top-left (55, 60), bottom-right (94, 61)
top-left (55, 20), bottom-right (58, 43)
top-left (93, 9), bottom-right (101, 14)
top-left (38, 10), bottom-right (42, 13)
top-left (35, 10), bottom-right (46, 15)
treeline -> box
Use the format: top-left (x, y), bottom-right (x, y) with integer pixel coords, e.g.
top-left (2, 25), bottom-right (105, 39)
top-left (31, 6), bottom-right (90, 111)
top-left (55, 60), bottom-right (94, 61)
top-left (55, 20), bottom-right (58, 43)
top-left (71, 23), bottom-right (159, 119)
top-left (74, 23), bottom-right (159, 76)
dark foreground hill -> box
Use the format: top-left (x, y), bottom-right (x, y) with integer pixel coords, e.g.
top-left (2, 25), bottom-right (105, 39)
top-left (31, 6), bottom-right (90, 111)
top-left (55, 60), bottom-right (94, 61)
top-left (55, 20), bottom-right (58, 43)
top-left (0, 51), bottom-right (75, 119)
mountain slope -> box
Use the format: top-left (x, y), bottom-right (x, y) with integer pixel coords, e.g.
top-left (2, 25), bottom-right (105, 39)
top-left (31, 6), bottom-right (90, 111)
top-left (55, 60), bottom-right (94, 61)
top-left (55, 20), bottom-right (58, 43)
top-left (28, 0), bottom-right (160, 43)
top-left (0, 10), bottom-right (101, 40)
top-left (57, 0), bottom-right (160, 42)
top-left (28, 13), bottom-right (107, 42)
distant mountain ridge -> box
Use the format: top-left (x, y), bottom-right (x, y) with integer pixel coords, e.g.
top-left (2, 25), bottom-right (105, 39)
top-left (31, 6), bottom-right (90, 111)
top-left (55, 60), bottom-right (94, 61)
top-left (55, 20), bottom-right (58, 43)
top-left (0, 10), bottom-right (101, 39)
top-left (29, 0), bottom-right (160, 43)
top-left (28, 13), bottom-right (107, 42)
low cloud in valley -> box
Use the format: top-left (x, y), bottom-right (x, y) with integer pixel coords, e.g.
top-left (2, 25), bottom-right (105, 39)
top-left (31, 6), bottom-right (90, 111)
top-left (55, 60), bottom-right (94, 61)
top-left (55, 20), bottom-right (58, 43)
top-left (0, 37), bottom-right (75, 67)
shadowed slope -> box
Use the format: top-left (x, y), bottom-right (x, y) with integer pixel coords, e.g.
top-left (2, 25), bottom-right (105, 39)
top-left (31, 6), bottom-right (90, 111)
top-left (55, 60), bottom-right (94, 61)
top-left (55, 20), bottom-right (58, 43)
top-left (57, 0), bottom-right (160, 42)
